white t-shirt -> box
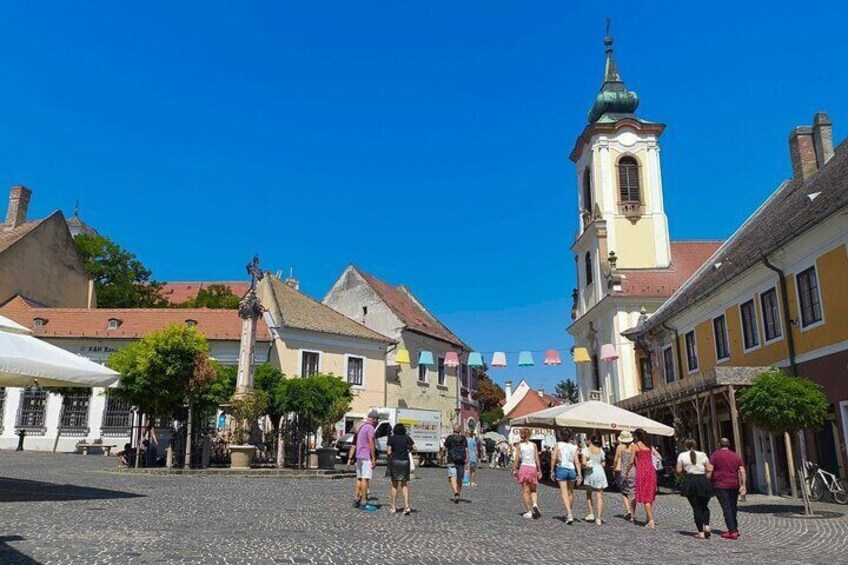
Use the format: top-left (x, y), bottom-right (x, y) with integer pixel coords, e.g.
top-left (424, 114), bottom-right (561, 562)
top-left (555, 442), bottom-right (577, 469)
top-left (677, 450), bottom-right (710, 475)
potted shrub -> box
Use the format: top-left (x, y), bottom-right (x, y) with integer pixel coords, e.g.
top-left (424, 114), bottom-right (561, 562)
top-left (227, 390), bottom-right (269, 469)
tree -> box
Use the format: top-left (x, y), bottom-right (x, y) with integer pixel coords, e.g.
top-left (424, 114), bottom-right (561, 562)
top-left (477, 372), bottom-right (505, 412)
top-left (738, 368), bottom-right (828, 511)
top-left (227, 390), bottom-right (270, 445)
top-left (555, 379), bottom-right (579, 403)
top-left (480, 407), bottom-right (504, 431)
top-left (74, 233), bottom-right (165, 308)
top-left (177, 284), bottom-right (240, 309)
top-left (274, 373), bottom-right (353, 447)
top-left (254, 363), bottom-right (286, 426)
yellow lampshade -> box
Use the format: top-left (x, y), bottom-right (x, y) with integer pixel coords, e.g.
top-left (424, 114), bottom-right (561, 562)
top-left (396, 348), bottom-right (411, 365)
top-left (573, 347), bottom-right (591, 363)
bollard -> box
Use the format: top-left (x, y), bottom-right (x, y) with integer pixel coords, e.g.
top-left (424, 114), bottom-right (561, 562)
top-left (15, 429), bottom-right (26, 451)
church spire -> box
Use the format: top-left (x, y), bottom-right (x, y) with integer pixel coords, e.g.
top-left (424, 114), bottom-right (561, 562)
top-left (587, 20), bottom-right (639, 123)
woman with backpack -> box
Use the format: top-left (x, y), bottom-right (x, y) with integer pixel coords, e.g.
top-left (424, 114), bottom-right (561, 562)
top-left (443, 425), bottom-right (469, 504)
top-left (550, 429), bottom-right (582, 524)
top-left (513, 428), bottom-right (542, 519)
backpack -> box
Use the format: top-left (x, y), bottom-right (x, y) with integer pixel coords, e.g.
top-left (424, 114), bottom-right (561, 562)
top-left (449, 435), bottom-right (466, 464)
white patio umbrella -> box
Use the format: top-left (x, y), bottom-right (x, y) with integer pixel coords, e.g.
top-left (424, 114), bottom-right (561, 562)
top-left (509, 400), bottom-right (674, 437)
top-left (482, 431), bottom-right (507, 443)
top-left (0, 314), bottom-right (120, 388)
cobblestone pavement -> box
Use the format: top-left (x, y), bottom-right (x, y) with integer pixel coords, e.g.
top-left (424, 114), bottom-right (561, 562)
top-left (1, 453), bottom-right (846, 564)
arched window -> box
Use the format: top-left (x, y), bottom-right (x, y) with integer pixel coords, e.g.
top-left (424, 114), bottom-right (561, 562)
top-left (618, 156), bottom-right (641, 203)
top-left (585, 251), bottom-right (594, 286)
top-left (582, 167), bottom-right (592, 212)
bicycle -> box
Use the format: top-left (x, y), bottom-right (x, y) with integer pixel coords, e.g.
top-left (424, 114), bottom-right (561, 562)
top-left (805, 461), bottom-right (848, 505)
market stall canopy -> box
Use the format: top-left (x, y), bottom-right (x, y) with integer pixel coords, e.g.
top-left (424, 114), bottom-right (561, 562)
top-left (482, 431), bottom-right (506, 443)
top-left (509, 400), bottom-right (674, 437)
top-left (0, 314), bottom-right (32, 335)
top-left (0, 327), bottom-right (120, 388)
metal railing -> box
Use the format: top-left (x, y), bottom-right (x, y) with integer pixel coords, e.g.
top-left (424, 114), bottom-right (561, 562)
top-left (59, 392), bottom-right (91, 435)
top-left (16, 387), bottom-right (48, 434)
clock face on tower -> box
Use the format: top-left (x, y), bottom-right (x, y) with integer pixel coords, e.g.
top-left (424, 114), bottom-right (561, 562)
top-left (618, 130), bottom-right (637, 147)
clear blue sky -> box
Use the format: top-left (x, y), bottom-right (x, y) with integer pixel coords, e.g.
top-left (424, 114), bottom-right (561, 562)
top-left (1, 2), bottom-right (845, 393)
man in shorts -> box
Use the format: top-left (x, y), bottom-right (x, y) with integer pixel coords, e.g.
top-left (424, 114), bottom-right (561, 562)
top-left (444, 425), bottom-right (469, 503)
top-left (348, 410), bottom-right (377, 508)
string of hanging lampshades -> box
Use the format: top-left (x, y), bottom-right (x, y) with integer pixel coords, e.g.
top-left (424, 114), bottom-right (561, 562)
top-left (393, 344), bottom-right (619, 369)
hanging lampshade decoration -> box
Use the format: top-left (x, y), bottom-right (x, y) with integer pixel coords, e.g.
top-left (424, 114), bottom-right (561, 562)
top-left (468, 352), bottom-right (484, 368)
top-left (600, 343), bottom-right (619, 362)
top-left (543, 349), bottom-right (562, 366)
top-left (396, 349), bottom-right (411, 365)
top-left (444, 351), bottom-right (460, 367)
top-left (491, 351), bottom-right (507, 368)
top-left (573, 347), bottom-right (591, 363)
top-left (518, 351), bottom-right (535, 367)
top-left (418, 351), bottom-right (435, 366)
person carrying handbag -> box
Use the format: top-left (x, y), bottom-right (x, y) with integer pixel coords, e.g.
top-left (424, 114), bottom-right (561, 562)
top-left (386, 423), bottom-right (415, 516)
top-left (676, 438), bottom-right (714, 539)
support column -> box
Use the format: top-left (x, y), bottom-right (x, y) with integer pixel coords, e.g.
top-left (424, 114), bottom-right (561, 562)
top-left (728, 386), bottom-right (743, 455)
top-left (709, 390), bottom-right (719, 450)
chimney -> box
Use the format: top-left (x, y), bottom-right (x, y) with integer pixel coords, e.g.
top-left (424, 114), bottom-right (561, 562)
top-left (504, 380), bottom-right (512, 400)
top-left (283, 266), bottom-right (300, 290)
top-left (537, 387), bottom-right (544, 397)
top-left (789, 126), bottom-right (818, 181)
top-left (5, 185), bottom-right (32, 230)
top-left (812, 112), bottom-right (834, 167)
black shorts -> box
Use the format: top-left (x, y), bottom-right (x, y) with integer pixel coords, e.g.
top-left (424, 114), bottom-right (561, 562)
top-left (390, 459), bottom-right (411, 482)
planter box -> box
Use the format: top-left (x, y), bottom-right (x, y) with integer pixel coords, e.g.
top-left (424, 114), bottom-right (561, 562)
top-left (315, 448), bottom-right (337, 470)
top-left (230, 445), bottom-right (255, 470)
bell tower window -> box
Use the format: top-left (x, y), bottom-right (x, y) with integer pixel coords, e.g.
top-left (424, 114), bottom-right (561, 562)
top-left (585, 252), bottom-right (594, 286)
top-left (617, 156), bottom-right (643, 220)
top-left (583, 167), bottom-right (592, 212)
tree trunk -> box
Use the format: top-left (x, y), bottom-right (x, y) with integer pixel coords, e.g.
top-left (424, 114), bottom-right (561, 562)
top-left (134, 412), bottom-right (143, 469)
top-left (784, 431), bottom-right (798, 499)
top-left (276, 415), bottom-right (285, 469)
top-left (184, 404), bottom-right (193, 470)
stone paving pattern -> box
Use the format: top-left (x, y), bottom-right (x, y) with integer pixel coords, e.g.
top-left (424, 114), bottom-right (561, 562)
top-left (1, 453), bottom-right (847, 564)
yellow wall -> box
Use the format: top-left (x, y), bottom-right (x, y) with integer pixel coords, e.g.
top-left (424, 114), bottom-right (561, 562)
top-left (269, 335), bottom-right (387, 417)
top-left (613, 217), bottom-right (657, 268)
top-left (787, 246), bottom-right (848, 354)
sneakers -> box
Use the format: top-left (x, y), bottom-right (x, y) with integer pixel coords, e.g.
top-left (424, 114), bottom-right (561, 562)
top-left (353, 499), bottom-right (361, 509)
top-left (403, 507), bottom-right (411, 516)
top-left (532, 505), bottom-right (541, 519)
top-left (584, 514), bottom-right (595, 522)
top-left (453, 493), bottom-right (460, 504)
top-left (566, 516), bottom-right (574, 525)
top-left (721, 531), bottom-right (740, 540)
top-left (522, 511), bottom-right (533, 519)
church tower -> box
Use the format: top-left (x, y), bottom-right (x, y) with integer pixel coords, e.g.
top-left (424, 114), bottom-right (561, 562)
top-left (567, 27), bottom-right (675, 403)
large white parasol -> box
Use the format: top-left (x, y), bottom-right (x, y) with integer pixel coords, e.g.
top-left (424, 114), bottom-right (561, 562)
top-left (509, 400), bottom-right (674, 436)
top-left (0, 314), bottom-right (120, 388)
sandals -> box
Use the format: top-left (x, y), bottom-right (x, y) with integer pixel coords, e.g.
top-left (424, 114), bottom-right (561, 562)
top-left (566, 516), bottom-right (574, 525)
top-left (646, 520), bottom-right (656, 529)
top-left (403, 507), bottom-right (411, 516)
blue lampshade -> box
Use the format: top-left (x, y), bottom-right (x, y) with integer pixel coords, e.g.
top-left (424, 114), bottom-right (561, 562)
top-left (468, 352), bottom-right (484, 368)
top-left (518, 351), bottom-right (535, 367)
top-left (418, 351), bottom-right (434, 366)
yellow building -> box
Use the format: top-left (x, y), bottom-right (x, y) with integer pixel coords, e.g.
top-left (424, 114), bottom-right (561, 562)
top-left (621, 112), bottom-right (848, 494)
top-left (256, 274), bottom-right (394, 435)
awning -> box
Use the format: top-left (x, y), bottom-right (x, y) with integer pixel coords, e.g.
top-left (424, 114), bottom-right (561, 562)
top-left (509, 400), bottom-right (674, 436)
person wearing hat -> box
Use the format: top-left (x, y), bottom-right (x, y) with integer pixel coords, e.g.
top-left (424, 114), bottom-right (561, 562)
top-left (349, 410), bottom-right (378, 509)
top-left (613, 430), bottom-right (637, 522)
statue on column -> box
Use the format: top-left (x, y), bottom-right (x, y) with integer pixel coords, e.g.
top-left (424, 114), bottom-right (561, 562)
top-left (235, 255), bottom-right (265, 396)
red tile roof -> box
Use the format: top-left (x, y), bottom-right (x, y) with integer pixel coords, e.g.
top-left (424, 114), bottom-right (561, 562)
top-left (0, 295), bottom-right (271, 341)
top-left (617, 241), bottom-right (722, 298)
top-left (160, 281), bottom-right (251, 304)
top-left (506, 390), bottom-right (566, 419)
top-left (355, 268), bottom-right (468, 349)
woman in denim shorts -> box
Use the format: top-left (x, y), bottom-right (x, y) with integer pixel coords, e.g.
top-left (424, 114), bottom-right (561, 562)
top-left (550, 429), bottom-right (582, 524)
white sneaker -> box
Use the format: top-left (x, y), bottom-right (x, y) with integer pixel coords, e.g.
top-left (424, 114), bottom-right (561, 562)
top-left (584, 514), bottom-right (595, 522)
top-left (522, 511), bottom-right (533, 519)
top-left (595, 518), bottom-right (602, 526)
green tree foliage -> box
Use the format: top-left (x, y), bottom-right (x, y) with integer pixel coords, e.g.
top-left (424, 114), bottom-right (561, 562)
top-left (480, 407), bottom-right (504, 430)
top-left (193, 361), bottom-right (237, 416)
top-left (107, 324), bottom-right (214, 418)
top-left (227, 389), bottom-right (270, 445)
top-left (178, 284), bottom-right (241, 309)
top-left (274, 373), bottom-right (353, 443)
top-left (74, 233), bottom-right (165, 308)
top-left (254, 363), bottom-right (286, 427)
top-left (555, 379), bottom-right (579, 403)
top-left (738, 369), bottom-right (828, 434)
top-left (477, 372), bottom-right (505, 412)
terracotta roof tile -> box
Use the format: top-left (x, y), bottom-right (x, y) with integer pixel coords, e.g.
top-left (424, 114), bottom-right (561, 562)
top-left (259, 275), bottom-right (393, 344)
top-left (354, 268), bottom-right (468, 349)
top-left (0, 295), bottom-right (271, 341)
top-left (617, 241), bottom-right (722, 298)
top-left (160, 281), bottom-right (252, 304)
top-left (507, 390), bottom-right (567, 419)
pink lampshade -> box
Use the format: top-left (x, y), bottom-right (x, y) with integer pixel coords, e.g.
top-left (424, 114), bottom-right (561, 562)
top-left (543, 349), bottom-right (562, 366)
top-left (600, 343), bottom-right (619, 362)
top-left (491, 351), bottom-right (507, 367)
top-left (444, 351), bottom-right (460, 367)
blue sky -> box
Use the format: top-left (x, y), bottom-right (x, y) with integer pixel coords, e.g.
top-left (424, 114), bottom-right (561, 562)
top-left (1, 2), bottom-right (845, 393)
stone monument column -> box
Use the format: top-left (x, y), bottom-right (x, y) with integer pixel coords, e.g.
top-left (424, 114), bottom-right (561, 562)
top-left (235, 255), bottom-right (264, 396)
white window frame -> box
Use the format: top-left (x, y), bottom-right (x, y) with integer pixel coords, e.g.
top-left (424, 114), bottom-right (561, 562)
top-left (344, 354), bottom-right (365, 389)
top-left (794, 263), bottom-right (825, 331)
top-left (759, 286), bottom-right (785, 346)
top-left (738, 297), bottom-right (761, 354)
top-left (662, 345), bottom-right (675, 383)
top-left (684, 330), bottom-right (699, 374)
top-left (712, 314), bottom-right (731, 363)
top-left (298, 349), bottom-right (322, 377)
top-left (417, 363), bottom-right (428, 383)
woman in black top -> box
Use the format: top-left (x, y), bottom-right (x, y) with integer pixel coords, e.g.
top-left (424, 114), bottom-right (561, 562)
top-left (387, 423), bottom-right (415, 515)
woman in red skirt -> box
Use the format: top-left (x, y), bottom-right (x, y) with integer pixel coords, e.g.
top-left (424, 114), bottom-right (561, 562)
top-left (627, 428), bottom-right (662, 528)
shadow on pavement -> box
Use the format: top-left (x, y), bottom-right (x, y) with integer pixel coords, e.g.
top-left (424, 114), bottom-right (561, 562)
top-left (0, 535), bottom-right (40, 564)
top-left (0, 477), bottom-right (144, 503)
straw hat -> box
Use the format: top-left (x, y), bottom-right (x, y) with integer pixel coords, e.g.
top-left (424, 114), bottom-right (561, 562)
top-left (618, 430), bottom-right (634, 444)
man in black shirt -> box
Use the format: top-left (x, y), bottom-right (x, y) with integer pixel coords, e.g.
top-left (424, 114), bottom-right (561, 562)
top-left (444, 425), bottom-right (469, 504)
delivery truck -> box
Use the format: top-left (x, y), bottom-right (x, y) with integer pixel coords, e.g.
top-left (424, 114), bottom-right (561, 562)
top-left (373, 407), bottom-right (442, 466)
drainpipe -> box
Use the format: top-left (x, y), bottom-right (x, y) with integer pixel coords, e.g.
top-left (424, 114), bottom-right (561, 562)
top-left (661, 322), bottom-right (685, 382)
top-left (761, 255), bottom-right (797, 374)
